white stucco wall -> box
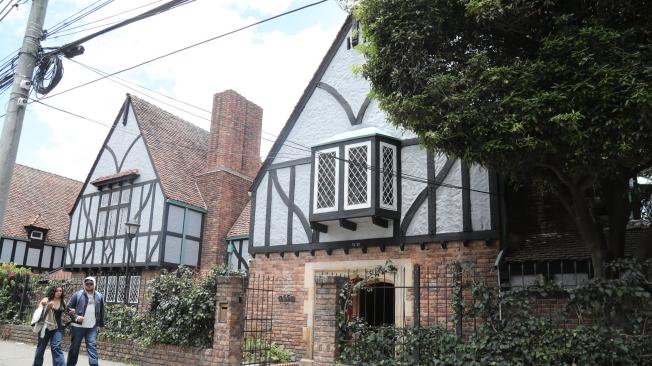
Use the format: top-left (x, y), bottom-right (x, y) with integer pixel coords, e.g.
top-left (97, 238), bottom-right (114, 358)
top-left (270, 168), bottom-right (290, 246)
top-left (292, 164), bottom-right (311, 244)
top-left (253, 174), bottom-right (268, 247)
top-left (436, 159), bottom-right (463, 233)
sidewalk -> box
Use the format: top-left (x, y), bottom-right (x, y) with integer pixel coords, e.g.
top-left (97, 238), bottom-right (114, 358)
top-left (0, 339), bottom-right (132, 366)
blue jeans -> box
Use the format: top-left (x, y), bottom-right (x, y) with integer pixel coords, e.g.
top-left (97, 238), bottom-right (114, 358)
top-left (67, 326), bottom-right (99, 366)
top-left (33, 328), bottom-right (65, 366)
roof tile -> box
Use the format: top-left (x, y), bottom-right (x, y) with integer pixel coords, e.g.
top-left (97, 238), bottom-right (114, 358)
top-left (227, 201), bottom-right (250, 238)
top-left (2, 164), bottom-right (82, 244)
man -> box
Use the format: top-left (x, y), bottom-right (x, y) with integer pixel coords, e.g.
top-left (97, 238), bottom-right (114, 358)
top-left (66, 276), bottom-right (105, 366)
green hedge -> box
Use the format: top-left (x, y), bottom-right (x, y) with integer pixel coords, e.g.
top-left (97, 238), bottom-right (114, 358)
top-left (0, 263), bottom-right (36, 323)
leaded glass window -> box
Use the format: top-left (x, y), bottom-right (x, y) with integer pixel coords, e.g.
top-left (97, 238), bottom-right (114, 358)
top-left (380, 143), bottom-right (397, 210)
top-left (345, 142), bottom-right (371, 209)
top-left (128, 276), bottom-right (141, 304)
top-left (314, 148), bottom-right (339, 212)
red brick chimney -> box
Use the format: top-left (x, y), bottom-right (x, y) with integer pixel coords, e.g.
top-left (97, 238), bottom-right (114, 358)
top-left (207, 89), bottom-right (262, 178)
top-left (196, 90), bottom-right (262, 272)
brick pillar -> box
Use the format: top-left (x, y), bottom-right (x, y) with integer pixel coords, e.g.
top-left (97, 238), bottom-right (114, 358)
top-left (211, 276), bottom-right (245, 366)
top-left (311, 276), bottom-right (346, 366)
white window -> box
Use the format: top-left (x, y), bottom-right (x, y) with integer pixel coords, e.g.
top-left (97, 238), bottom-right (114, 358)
top-left (30, 230), bottom-right (44, 240)
top-left (128, 275), bottom-right (141, 304)
top-left (379, 142), bottom-right (397, 210)
top-left (313, 147), bottom-right (339, 213)
top-left (344, 142), bottom-right (371, 210)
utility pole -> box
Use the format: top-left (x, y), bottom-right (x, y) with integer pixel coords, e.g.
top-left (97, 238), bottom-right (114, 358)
top-left (0, 0), bottom-right (49, 227)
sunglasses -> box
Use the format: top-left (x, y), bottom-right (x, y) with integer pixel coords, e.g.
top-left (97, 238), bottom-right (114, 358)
top-left (84, 282), bottom-right (94, 286)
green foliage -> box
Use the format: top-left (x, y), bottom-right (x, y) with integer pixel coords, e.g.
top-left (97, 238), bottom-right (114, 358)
top-left (102, 265), bottom-right (242, 348)
top-left (0, 263), bottom-right (36, 323)
top-left (356, 0), bottom-right (652, 270)
top-left (243, 337), bottom-right (295, 364)
top-left (337, 260), bottom-right (652, 365)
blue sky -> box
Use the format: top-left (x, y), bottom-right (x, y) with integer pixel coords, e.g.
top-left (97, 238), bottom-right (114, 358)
top-left (0, 0), bottom-right (347, 180)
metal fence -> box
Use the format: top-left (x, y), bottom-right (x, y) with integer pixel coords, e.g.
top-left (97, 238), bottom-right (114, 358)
top-left (241, 274), bottom-right (276, 365)
top-left (13, 275), bottom-right (82, 325)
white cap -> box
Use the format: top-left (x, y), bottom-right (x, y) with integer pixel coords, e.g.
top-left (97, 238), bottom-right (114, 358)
top-left (84, 276), bottom-right (96, 286)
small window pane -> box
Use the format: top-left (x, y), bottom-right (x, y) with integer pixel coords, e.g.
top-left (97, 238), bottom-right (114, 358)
top-left (128, 276), bottom-right (141, 304)
top-left (106, 276), bottom-right (117, 302)
top-left (167, 205), bottom-right (185, 234)
top-left (110, 191), bottom-right (120, 206)
top-left (26, 248), bottom-right (40, 267)
top-left (14, 241), bottom-right (26, 265)
top-left (380, 144), bottom-right (397, 209)
top-left (40, 246), bottom-right (52, 268)
top-left (185, 210), bottom-right (202, 238)
top-left (316, 151), bottom-right (337, 209)
top-left (116, 276), bottom-right (126, 303)
top-left (53, 247), bottom-right (63, 268)
top-left (0, 239), bottom-right (12, 262)
top-left (347, 145), bottom-right (369, 206)
top-left (121, 188), bottom-right (131, 204)
top-left (100, 193), bottom-right (109, 207)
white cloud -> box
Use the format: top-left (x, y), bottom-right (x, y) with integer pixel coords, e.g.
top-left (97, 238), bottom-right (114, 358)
top-left (16, 0), bottom-right (346, 181)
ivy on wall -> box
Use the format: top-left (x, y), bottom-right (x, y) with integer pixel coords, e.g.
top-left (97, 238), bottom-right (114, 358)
top-left (337, 259), bottom-right (652, 366)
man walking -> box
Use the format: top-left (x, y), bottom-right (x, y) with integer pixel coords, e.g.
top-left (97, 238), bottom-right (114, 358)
top-left (66, 276), bottom-right (105, 366)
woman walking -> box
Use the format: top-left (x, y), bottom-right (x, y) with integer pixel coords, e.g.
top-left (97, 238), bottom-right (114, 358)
top-left (32, 285), bottom-right (66, 366)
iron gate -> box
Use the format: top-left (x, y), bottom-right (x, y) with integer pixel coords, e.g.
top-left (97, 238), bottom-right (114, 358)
top-left (241, 274), bottom-right (275, 365)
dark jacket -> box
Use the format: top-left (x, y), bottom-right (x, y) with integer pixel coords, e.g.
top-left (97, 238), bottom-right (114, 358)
top-left (67, 290), bottom-right (105, 328)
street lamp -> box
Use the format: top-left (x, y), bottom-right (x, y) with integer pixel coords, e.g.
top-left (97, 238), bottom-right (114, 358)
top-left (124, 219), bottom-right (140, 304)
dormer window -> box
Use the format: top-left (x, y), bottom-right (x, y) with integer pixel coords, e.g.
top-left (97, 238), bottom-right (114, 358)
top-left (30, 230), bottom-right (44, 240)
top-left (310, 128), bottom-right (400, 225)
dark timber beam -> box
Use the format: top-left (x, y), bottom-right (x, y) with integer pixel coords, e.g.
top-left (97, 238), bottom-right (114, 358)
top-left (339, 219), bottom-right (357, 231)
top-left (310, 222), bottom-right (328, 233)
top-left (371, 216), bottom-right (389, 228)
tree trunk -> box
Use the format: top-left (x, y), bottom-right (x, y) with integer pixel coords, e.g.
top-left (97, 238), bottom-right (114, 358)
top-left (603, 177), bottom-right (629, 260)
top-left (569, 187), bottom-right (610, 278)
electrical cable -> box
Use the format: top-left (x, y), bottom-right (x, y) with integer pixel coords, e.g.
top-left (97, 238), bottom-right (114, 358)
top-left (37, 0), bottom-right (329, 102)
top-left (0, 0), bottom-right (20, 24)
top-left (45, 0), bottom-right (114, 37)
top-left (29, 98), bottom-right (495, 195)
top-left (47, 0), bottom-right (168, 38)
top-left (34, 54), bottom-right (63, 95)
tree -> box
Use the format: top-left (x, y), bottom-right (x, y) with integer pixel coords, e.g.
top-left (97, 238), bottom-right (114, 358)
top-left (355, 0), bottom-right (652, 277)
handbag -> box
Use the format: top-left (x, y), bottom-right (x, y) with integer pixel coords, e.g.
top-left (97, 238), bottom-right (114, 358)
top-left (30, 304), bottom-right (46, 334)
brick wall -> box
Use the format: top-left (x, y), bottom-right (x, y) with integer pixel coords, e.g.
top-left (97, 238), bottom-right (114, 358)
top-left (247, 240), bottom-right (500, 361)
top-left (0, 324), bottom-right (210, 366)
top-left (196, 170), bottom-right (251, 272)
top-left (207, 89), bottom-right (262, 178)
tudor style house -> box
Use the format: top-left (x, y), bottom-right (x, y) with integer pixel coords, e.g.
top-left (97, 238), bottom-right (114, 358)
top-left (246, 17), bottom-right (500, 361)
top-left (0, 164), bottom-right (81, 272)
top-left (65, 90), bottom-right (261, 307)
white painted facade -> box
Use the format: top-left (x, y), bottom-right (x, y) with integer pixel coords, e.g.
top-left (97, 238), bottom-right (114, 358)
top-left (66, 99), bottom-right (203, 269)
top-left (250, 20), bottom-right (498, 253)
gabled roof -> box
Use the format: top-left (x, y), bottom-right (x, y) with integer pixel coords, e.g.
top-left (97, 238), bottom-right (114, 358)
top-left (227, 201), bottom-right (250, 238)
top-left (130, 96), bottom-right (209, 209)
top-left (250, 15), bottom-right (354, 192)
top-left (2, 164), bottom-right (82, 244)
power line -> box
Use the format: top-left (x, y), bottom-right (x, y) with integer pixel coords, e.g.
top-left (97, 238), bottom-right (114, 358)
top-left (67, 58), bottom-right (311, 153)
top-left (47, 0), bottom-right (168, 38)
top-left (45, 0), bottom-right (113, 36)
top-left (30, 98), bottom-right (495, 196)
top-left (37, 0), bottom-right (329, 102)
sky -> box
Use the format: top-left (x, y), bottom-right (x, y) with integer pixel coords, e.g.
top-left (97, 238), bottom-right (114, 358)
top-left (0, 0), bottom-right (348, 181)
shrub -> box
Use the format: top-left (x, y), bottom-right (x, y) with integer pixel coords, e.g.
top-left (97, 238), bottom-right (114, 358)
top-left (0, 263), bottom-right (36, 323)
top-left (337, 260), bottom-right (652, 365)
top-left (243, 337), bottom-right (295, 364)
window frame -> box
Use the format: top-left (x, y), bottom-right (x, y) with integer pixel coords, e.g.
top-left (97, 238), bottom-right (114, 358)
top-left (312, 147), bottom-right (340, 214)
top-left (379, 142), bottom-right (398, 211)
top-left (344, 141), bottom-right (372, 210)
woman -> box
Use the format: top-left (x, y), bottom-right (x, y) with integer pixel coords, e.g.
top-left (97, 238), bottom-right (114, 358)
top-left (32, 285), bottom-right (66, 366)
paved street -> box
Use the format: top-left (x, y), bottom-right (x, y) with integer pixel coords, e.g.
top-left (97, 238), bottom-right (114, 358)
top-left (0, 340), bottom-right (131, 366)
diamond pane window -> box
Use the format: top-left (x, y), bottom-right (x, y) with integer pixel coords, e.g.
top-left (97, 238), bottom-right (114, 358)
top-left (106, 275), bottom-right (117, 302)
top-left (128, 275), bottom-right (141, 304)
top-left (116, 276), bottom-right (126, 303)
top-left (314, 148), bottom-right (339, 212)
top-left (380, 143), bottom-right (397, 210)
top-left (345, 143), bottom-right (371, 209)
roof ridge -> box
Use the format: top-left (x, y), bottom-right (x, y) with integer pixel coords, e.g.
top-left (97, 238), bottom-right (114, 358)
top-left (15, 164), bottom-right (83, 184)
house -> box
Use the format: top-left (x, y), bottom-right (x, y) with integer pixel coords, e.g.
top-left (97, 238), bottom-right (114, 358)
top-left (0, 164), bottom-right (82, 272)
top-left (245, 16), bottom-right (500, 361)
top-left (65, 90), bottom-right (261, 307)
